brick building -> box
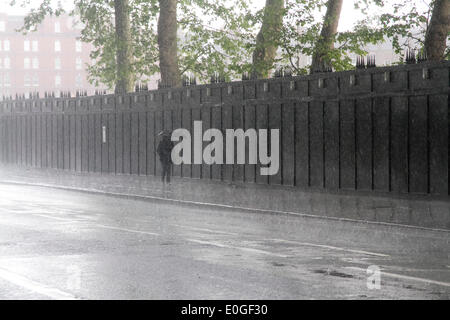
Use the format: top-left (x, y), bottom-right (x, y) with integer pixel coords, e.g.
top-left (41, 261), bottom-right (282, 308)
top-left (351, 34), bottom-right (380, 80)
top-left (0, 12), bottom-right (104, 98)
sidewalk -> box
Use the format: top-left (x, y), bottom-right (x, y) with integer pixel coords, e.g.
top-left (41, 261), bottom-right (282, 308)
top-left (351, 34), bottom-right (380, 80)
top-left (0, 165), bottom-right (449, 231)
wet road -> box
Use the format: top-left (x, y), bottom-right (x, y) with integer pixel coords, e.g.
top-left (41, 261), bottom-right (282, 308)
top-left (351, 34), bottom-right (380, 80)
top-left (0, 183), bottom-right (448, 299)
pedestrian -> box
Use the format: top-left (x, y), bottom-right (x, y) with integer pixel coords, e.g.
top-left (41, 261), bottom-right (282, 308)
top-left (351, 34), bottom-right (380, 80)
top-left (157, 130), bottom-right (174, 185)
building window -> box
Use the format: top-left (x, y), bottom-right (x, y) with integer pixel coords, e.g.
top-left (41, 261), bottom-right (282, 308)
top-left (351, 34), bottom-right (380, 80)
top-left (55, 75), bottom-right (61, 87)
top-left (32, 57), bottom-right (39, 69)
top-left (4, 73), bottom-right (10, 87)
top-left (24, 74), bottom-right (31, 87)
top-left (32, 74), bottom-right (39, 87)
top-left (75, 74), bottom-right (83, 87)
top-left (54, 40), bottom-right (61, 52)
top-left (4, 40), bottom-right (10, 51)
top-left (32, 40), bottom-right (38, 52)
top-left (75, 40), bottom-right (82, 52)
top-left (55, 57), bottom-right (61, 70)
top-left (54, 22), bottom-right (61, 33)
top-left (4, 57), bottom-right (10, 69)
top-left (0, 21), bottom-right (5, 32)
top-left (76, 57), bottom-right (82, 70)
top-left (0, 58), bottom-right (2, 69)
top-left (24, 40), bottom-right (30, 52)
top-left (24, 57), bottom-right (30, 69)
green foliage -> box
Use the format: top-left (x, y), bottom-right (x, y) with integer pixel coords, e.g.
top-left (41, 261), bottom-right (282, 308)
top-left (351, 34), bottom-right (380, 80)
top-left (356, 0), bottom-right (450, 60)
top-left (10, 0), bottom-right (255, 87)
top-left (11, 0), bottom-right (445, 87)
top-left (76, 0), bottom-right (160, 88)
top-left (9, 0), bottom-right (66, 34)
top-left (177, 0), bottom-right (256, 81)
top-left (278, 0), bottom-right (386, 73)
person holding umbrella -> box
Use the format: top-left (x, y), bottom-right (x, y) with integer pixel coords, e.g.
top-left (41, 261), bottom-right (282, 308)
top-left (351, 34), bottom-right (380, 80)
top-left (157, 130), bottom-right (174, 185)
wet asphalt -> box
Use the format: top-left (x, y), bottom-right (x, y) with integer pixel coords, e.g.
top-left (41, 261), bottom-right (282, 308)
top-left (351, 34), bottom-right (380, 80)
top-left (0, 183), bottom-right (448, 299)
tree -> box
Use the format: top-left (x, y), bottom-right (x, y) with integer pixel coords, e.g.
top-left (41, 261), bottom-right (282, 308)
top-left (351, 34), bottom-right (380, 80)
top-left (266, 0), bottom-right (384, 74)
top-left (310, 0), bottom-right (343, 73)
top-left (11, 0), bottom-right (405, 87)
top-left (252, 0), bottom-right (285, 78)
top-left (425, 0), bottom-right (450, 60)
top-left (114, 0), bottom-right (134, 93)
top-left (11, 0), bottom-right (253, 87)
top-left (374, 0), bottom-right (450, 61)
top-left (10, 0), bottom-right (153, 92)
top-left (158, 0), bottom-right (181, 87)
top-left (176, 0), bottom-right (256, 81)
top-left (78, 0), bottom-right (159, 89)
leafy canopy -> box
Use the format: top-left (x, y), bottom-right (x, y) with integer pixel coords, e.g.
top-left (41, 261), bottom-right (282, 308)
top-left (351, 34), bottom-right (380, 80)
top-left (10, 0), bottom-right (446, 87)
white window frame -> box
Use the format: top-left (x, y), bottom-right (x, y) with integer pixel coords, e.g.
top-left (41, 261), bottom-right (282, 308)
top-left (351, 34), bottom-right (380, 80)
top-left (24, 74), bottom-right (31, 87)
top-left (24, 57), bottom-right (30, 69)
top-left (55, 75), bottom-right (61, 87)
top-left (32, 40), bottom-right (38, 52)
top-left (54, 40), bottom-right (61, 52)
top-left (55, 57), bottom-right (61, 70)
top-left (24, 40), bottom-right (30, 52)
top-left (32, 57), bottom-right (39, 69)
top-left (4, 57), bottom-right (10, 69)
top-left (75, 40), bottom-right (82, 52)
top-left (4, 73), bottom-right (10, 86)
top-left (32, 74), bottom-right (39, 87)
top-left (75, 57), bottom-right (82, 70)
top-left (75, 74), bottom-right (83, 87)
top-left (4, 40), bottom-right (10, 51)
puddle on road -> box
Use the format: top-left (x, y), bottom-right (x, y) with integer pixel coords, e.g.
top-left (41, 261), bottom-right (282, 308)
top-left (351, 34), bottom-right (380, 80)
top-left (312, 269), bottom-right (354, 278)
top-left (159, 242), bottom-right (176, 246)
top-left (271, 262), bottom-right (286, 267)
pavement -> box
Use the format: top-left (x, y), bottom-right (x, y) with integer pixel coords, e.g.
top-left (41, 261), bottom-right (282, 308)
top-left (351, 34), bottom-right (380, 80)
top-left (0, 182), bottom-right (448, 299)
top-left (0, 165), bottom-right (449, 231)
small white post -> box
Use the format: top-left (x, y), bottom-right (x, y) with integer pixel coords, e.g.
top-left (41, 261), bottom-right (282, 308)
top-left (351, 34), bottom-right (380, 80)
top-left (102, 126), bottom-right (107, 143)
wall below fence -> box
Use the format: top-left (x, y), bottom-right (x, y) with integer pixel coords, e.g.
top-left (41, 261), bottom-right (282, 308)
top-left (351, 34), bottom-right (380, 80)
top-left (0, 61), bottom-right (449, 196)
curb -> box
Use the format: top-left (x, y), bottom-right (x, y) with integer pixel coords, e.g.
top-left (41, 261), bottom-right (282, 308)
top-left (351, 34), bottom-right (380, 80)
top-left (1, 179), bottom-right (449, 234)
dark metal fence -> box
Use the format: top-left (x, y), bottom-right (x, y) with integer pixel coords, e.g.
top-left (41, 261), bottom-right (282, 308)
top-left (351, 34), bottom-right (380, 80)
top-left (0, 61), bottom-right (448, 196)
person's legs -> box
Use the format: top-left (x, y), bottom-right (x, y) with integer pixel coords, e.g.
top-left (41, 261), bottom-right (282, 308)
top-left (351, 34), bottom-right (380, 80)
top-left (160, 161), bottom-right (167, 183)
top-left (166, 164), bottom-right (171, 184)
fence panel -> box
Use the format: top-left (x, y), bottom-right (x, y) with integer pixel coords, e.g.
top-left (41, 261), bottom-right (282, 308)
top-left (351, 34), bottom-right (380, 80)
top-left (1, 62), bottom-right (449, 196)
top-left (324, 100), bottom-right (339, 189)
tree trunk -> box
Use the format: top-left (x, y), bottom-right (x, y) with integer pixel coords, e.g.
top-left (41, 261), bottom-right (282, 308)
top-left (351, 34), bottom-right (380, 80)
top-left (310, 0), bottom-right (343, 73)
top-left (424, 0), bottom-right (450, 61)
top-left (252, 0), bottom-right (284, 79)
top-left (158, 0), bottom-right (181, 87)
top-left (114, 0), bottom-right (134, 93)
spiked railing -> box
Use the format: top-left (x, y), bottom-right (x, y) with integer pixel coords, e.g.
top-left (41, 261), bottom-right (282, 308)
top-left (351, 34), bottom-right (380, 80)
top-left (182, 74), bottom-right (197, 87)
top-left (405, 48), bottom-right (416, 64)
top-left (135, 83), bottom-right (149, 92)
top-left (210, 72), bottom-right (225, 84)
top-left (366, 55), bottom-right (376, 68)
top-left (417, 50), bottom-right (427, 63)
top-left (356, 56), bottom-right (365, 69)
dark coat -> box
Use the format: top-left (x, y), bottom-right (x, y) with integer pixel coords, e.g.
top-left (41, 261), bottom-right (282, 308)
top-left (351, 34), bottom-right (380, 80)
top-left (157, 136), bottom-right (174, 164)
